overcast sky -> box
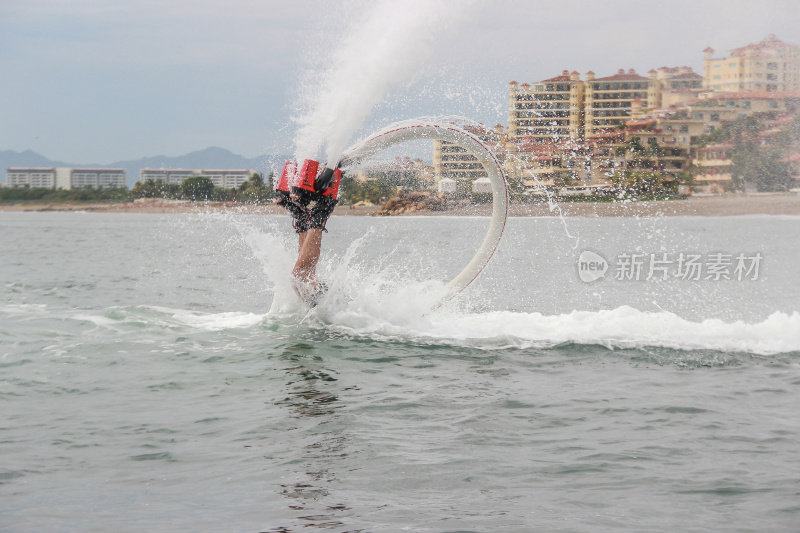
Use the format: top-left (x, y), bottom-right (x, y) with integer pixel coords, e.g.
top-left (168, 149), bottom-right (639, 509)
top-left (2, 0), bottom-right (799, 164)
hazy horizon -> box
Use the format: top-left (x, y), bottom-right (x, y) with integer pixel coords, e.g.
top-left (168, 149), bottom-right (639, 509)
top-left (2, 0), bottom-right (799, 163)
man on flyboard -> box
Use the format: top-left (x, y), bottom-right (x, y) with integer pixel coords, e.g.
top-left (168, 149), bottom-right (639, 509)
top-left (274, 159), bottom-right (342, 306)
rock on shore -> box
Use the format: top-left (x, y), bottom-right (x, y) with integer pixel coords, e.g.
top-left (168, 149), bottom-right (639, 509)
top-left (375, 191), bottom-right (447, 216)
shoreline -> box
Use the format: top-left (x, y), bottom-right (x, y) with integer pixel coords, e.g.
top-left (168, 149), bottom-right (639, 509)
top-left (2, 193), bottom-right (800, 217)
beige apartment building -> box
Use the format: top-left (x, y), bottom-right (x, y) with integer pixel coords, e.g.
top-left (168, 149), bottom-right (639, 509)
top-left (508, 70), bottom-right (584, 143)
top-left (703, 34), bottom-right (800, 93)
top-left (503, 138), bottom-right (590, 188)
top-left (508, 67), bottom-right (702, 146)
top-left (655, 66), bottom-right (704, 108)
top-left (693, 143), bottom-right (734, 192)
top-left (687, 91), bottom-right (798, 130)
top-left (617, 114), bottom-right (706, 177)
top-left (584, 69), bottom-right (660, 138)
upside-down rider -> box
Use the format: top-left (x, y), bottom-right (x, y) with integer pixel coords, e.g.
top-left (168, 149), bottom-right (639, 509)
top-left (274, 159), bottom-right (342, 304)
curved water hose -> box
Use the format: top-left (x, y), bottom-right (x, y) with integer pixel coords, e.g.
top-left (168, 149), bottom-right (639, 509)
top-left (338, 116), bottom-right (509, 303)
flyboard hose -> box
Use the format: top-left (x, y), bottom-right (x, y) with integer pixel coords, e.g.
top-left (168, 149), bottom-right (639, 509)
top-left (338, 116), bottom-right (509, 305)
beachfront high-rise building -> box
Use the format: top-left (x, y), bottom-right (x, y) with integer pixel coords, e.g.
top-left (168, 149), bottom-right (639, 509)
top-left (508, 71), bottom-right (584, 143)
top-left (508, 68), bottom-right (663, 145)
top-left (507, 67), bottom-right (704, 147)
top-left (703, 34), bottom-right (800, 93)
top-left (584, 69), bottom-right (660, 138)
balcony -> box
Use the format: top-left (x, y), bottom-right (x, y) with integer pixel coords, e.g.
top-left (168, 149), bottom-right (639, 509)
top-left (694, 173), bottom-right (732, 182)
top-left (692, 159), bottom-right (732, 167)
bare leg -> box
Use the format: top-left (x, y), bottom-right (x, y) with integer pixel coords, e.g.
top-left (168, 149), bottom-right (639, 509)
top-left (292, 228), bottom-right (323, 285)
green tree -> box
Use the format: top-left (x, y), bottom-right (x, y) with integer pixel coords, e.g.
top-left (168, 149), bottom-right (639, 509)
top-left (627, 136), bottom-right (646, 154)
top-left (338, 174), bottom-right (361, 203)
top-left (731, 141), bottom-right (793, 192)
top-left (0, 187), bottom-right (132, 203)
top-left (133, 178), bottom-right (163, 198)
top-left (181, 176), bottom-right (214, 201)
top-left (609, 170), bottom-right (676, 196)
top-left (249, 172), bottom-right (265, 188)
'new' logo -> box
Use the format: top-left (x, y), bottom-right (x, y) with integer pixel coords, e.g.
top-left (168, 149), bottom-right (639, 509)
top-left (577, 250), bottom-right (608, 282)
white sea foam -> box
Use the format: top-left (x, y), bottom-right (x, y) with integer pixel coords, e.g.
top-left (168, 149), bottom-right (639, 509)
top-left (318, 297), bottom-right (800, 356)
top-left (69, 292), bottom-right (800, 355)
top-left (73, 306), bottom-right (266, 332)
top-left (118, 294), bottom-right (799, 356)
top-left (166, 309), bottom-right (265, 331)
top-left (1, 303), bottom-right (49, 315)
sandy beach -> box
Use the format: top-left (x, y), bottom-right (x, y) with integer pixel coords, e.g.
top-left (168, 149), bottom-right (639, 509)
top-left (2, 193), bottom-right (800, 217)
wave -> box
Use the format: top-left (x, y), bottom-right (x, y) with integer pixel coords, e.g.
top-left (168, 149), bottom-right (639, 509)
top-left (69, 305), bottom-right (266, 333)
top-left (318, 304), bottom-right (800, 356)
top-left (8, 295), bottom-right (794, 356)
top-left (61, 301), bottom-right (800, 356)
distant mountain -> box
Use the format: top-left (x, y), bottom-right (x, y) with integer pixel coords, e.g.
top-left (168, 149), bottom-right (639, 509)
top-left (0, 149), bottom-right (72, 170)
top-left (1, 147), bottom-right (288, 188)
top-left (109, 147), bottom-right (281, 187)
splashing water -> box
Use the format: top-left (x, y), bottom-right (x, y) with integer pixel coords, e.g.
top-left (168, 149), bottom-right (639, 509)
top-left (504, 150), bottom-right (581, 249)
top-left (199, 215), bottom-right (800, 357)
top-left (232, 217), bottom-right (452, 323)
top-left (292, 0), bottom-right (476, 164)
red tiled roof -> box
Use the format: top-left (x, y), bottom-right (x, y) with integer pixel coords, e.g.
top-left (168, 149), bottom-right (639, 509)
top-left (671, 72), bottom-right (702, 79)
top-left (731, 34), bottom-right (795, 55)
top-left (543, 70), bottom-right (572, 82)
top-left (464, 124), bottom-right (491, 135)
top-left (594, 68), bottom-right (649, 82)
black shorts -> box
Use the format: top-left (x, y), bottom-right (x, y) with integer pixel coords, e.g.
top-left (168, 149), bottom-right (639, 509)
top-left (285, 194), bottom-right (337, 233)
top-left (306, 196), bottom-right (337, 231)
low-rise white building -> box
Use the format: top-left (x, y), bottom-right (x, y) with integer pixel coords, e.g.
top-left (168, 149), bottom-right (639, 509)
top-left (7, 168), bottom-right (57, 188)
top-left (471, 177), bottom-right (492, 193)
top-left (5, 167), bottom-right (126, 189)
top-left (139, 169), bottom-right (254, 188)
top-left (70, 169), bottom-right (126, 189)
top-left (438, 177), bottom-right (457, 194)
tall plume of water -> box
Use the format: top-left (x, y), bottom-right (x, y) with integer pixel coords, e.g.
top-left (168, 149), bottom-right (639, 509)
top-left (292, 0), bottom-right (474, 166)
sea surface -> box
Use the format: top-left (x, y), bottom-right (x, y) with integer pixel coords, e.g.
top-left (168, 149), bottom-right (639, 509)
top-left (1, 210), bottom-right (799, 532)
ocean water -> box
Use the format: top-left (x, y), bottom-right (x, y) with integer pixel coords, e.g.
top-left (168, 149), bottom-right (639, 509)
top-left (1, 210), bottom-right (799, 533)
